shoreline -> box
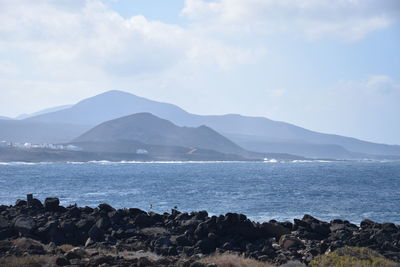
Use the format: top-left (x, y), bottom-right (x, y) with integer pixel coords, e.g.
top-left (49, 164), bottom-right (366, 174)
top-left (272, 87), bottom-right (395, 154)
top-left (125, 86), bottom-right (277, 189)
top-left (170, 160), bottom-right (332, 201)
top-left (2, 158), bottom-right (397, 165)
top-left (0, 196), bottom-right (399, 266)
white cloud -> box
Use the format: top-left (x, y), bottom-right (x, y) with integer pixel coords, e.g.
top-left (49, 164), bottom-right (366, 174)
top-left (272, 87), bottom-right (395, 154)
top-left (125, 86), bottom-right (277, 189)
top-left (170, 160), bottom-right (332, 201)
top-left (182, 0), bottom-right (398, 41)
top-left (338, 75), bottom-right (400, 97)
top-left (0, 0), bottom-right (187, 79)
top-left (0, 0), bottom-right (263, 116)
top-left (0, 0), bottom-right (265, 78)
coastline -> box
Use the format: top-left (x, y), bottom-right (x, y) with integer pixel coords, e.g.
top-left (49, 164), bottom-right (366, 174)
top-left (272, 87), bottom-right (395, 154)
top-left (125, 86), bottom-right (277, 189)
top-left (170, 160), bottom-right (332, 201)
top-left (0, 196), bottom-right (399, 266)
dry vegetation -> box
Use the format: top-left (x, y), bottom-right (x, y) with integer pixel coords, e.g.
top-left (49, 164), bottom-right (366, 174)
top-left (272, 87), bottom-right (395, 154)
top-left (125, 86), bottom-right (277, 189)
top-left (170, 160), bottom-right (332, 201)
top-left (0, 255), bottom-right (55, 267)
top-left (200, 253), bottom-right (275, 267)
top-left (59, 244), bottom-right (75, 253)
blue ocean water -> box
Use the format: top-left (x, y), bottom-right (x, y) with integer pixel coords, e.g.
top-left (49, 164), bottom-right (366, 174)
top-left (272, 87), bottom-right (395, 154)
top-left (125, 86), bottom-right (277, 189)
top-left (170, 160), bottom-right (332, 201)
top-left (0, 161), bottom-right (399, 224)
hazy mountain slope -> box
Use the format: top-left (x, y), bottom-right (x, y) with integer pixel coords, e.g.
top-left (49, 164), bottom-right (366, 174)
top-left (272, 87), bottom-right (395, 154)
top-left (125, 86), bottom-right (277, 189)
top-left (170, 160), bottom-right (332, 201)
top-left (16, 104), bottom-right (73, 120)
top-left (192, 115), bottom-right (400, 157)
top-left (0, 119), bottom-right (91, 143)
top-left (27, 90), bottom-right (190, 126)
top-left (25, 90), bottom-right (400, 158)
top-left (68, 141), bottom-right (247, 161)
top-left (224, 133), bottom-right (362, 159)
top-left (0, 116), bottom-right (12, 120)
top-left (74, 113), bottom-right (247, 156)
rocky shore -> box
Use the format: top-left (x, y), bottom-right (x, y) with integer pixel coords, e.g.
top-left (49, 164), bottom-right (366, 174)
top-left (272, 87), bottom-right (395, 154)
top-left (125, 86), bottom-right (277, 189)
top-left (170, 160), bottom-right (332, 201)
top-left (0, 196), bottom-right (399, 266)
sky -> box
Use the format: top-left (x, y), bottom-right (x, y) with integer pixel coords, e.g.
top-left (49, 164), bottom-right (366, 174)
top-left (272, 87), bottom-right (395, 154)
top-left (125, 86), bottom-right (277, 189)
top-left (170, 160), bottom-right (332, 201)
top-left (0, 0), bottom-right (399, 144)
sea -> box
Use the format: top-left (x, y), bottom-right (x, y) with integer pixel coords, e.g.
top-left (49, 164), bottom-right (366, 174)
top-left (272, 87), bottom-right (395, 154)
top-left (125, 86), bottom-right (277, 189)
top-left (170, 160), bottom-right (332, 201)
top-left (0, 160), bottom-right (399, 224)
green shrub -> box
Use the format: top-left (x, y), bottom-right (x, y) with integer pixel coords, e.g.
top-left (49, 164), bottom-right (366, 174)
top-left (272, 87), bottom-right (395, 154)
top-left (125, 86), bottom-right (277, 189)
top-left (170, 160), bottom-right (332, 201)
top-left (310, 246), bottom-right (398, 267)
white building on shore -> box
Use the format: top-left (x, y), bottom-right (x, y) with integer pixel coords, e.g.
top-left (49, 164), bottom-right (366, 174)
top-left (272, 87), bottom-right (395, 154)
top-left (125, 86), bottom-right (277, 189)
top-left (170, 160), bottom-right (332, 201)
top-left (0, 140), bottom-right (81, 151)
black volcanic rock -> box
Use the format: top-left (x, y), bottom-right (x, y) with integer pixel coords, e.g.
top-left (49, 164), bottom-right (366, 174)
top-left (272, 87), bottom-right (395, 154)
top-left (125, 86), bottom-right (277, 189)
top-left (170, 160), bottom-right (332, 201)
top-left (13, 215), bottom-right (36, 236)
top-left (0, 197), bottom-right (399, 265)
top-left (45, 197), bottom-right (60, 211)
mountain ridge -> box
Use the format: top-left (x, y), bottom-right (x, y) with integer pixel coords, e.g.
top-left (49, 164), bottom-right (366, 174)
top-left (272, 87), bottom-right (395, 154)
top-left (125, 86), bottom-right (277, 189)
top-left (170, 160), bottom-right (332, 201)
top-left (8, 90), bottom-right (400, 159)
top-left (74, 112), bottom-right (248, 156)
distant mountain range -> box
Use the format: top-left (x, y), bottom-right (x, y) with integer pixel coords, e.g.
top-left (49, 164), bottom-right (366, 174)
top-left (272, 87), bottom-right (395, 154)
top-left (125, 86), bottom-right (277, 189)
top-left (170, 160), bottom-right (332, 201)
top-left (15, 104), bottom-right (73, 120)
top-left (73, 112), bottom-right (295, 160)
top-left (1, 90), bottom-right (400, 160)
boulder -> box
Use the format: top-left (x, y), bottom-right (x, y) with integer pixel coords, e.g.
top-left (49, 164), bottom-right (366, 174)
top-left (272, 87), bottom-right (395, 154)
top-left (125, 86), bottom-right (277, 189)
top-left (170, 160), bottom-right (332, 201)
top-left (13, 215), bottom-right (36, 236)
top-left (37, 221), bottom-right (65, 245)
top-left (194, 222), bottom-right (210, 238)
top-left (330, 223), bottom-right (346, 232)
top-left (44, 198), bottom-right (60, 211)
top-left (310, 223), bottom-right (330, 239)
top-left (302, 214), bottom-right (321, 224)
top-left (175, 234), bottom-right (191, 246)
top-left (128, 208), bottom-right (147, 217)
top-left (0, 240), bottom-right (12, 253)
top-left (360, 219), bottom-right (376, 229)
top-left (12, 238), bottom-right (45, 254)
top-left (279, 235), bottom-right (303, 249)
top-left (134, 213), bottom-right (156, 227)
top-left (294, 219), bottom-right (310, 229)
top-left (138, 256), bottom-right (153, 267)
top-left (65, 247), bottom-right (86, 260)
top-left (154, 236), bottom-right (172, 248)
top-left (90, 255), bottom-right (115, 266)
top-left (95, 216), bottom-right (111, 230)
top-left (88, 225), bottom-right (103, 241)
top-left (98, 203), bottom-right (115, 213)
top-left (260, 222), bottom-right (291, 239)
top-left (56, 257), bottom-right (70, 266)
top-left (0, 228), bottom-right (14, 240)
top-left (195, 237), bottom-right (216, 254)
top-left (0, 216), bottom-right (9, 229)
top-left (15, 199), bottom-right (27, 207)
top-left (76, 218), bottom-right (95, 232)
top-left (66, 206), bottom-right (81, 217)
top-left (30, 198), bottom-right (43, 209)
top-left (382, 223), bottom-right (398, 233)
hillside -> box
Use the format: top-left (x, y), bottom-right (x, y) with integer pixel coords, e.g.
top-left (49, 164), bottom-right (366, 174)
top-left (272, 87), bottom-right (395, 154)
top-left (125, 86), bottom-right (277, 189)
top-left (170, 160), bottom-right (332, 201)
top-left (15, 104), bottom-right (73, 119)
top-left (22, 90), bottom-right (400, 158)
top-left (26, 90), bottom-right (187, 126)
top-left (74, 113), bottom-right (247, 156)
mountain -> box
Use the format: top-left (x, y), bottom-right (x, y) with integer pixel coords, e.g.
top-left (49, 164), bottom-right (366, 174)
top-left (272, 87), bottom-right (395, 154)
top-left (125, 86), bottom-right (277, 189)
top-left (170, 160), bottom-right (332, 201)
top-left (199, 115), bottom-right (400, 157)
top-left (26, 90), bottom-right (186, 126)
top-left (0, 120), bottom-right (90, 143)
top-left (0, 116), bottom-right (12, 120)
top-left (25, 90), bottom-right (400, 159)
top-left (74, 113), bottom-right (247, 156)
top-left (16, 104), bottom-right (73, 120)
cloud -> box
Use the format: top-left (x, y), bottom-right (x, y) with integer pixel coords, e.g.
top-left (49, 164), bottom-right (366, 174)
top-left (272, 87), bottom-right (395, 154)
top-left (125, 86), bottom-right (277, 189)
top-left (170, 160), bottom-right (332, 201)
top-left (182, 0), bottom-right (398, 41)
top-left (338, 75), bottom-right (400, 97)
top-left (0, 0), bottom-right (187, 79)
top-left (0, 0), bottom-right (264, 116)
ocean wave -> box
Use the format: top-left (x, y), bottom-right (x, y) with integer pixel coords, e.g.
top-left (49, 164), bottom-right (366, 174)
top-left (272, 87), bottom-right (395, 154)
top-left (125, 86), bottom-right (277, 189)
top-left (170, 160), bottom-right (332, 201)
top-left (83, 160), bottom-right (247, 164)
top-left (0, 159), bottom-right (398, 166)
top-left (0, 162), bottom-right (52, 166)
top-left (291, 160), bottom-right (336, 163)
top-left (0, 160), bottom-right (245, 165)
